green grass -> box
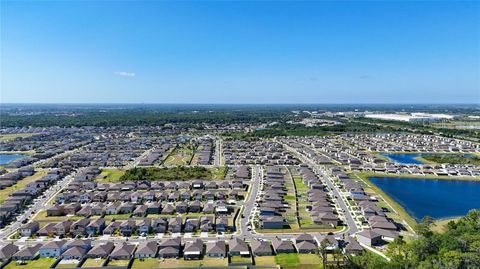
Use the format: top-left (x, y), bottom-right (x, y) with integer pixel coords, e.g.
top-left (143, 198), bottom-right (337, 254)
top-left (357, 171), bottom-right (480, 181)
top-left (0, 170), bottom-right (47, 204)
top-left (293, 177), bottom-right (309, 192)
top-left (284, 195), bottom-right (296, 201)
top-left (418, 154), bottom-right (480, 166)
top-left (95, 169), bottom-right (126, 183)
top-left (210, 166), bottom-right (227, 180)
top-left (120, 166), bottom-right (226, 181)
top-left (0, 133), bottom-right (38, 142)
top-left (55, 261), bottom-right (79, 268)
top-left (4, 258), bottom-right (56, 269)
top-left (253, 256), bottom-right (276, 266)
top-left (274, 254), bottom-right (323, 269)
top-left (81, 258), bottom-right (106, 268)
top-left (432, 217), bottom-right (460, 233)
top-left (135, 258), bottom-right (228, 268)
top-left (32, 210), bottom-right (84, 222)
top-left (164, 144), bottom-right (196, 166)
top-left (230, 256), bottom-right (252, 264)
top-left (107, 259), bottom-right (130, 266)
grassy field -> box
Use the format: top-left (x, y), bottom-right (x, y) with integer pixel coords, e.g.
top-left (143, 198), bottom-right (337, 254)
top-left (132, 258), bottom-right (228, 268)
top-left (0, 170), bottom-right (47, 204)
top-left (274, 254), bottom-right (323, 269)
top-left (81, 258), bottom-right (106, 268)
top-left (32, 210), bottom-right (84, 222)
top-left (432, 217), bottom-right (460, 233)
top-left (353, 172), bottom-right (417, 229)
top-left (417, 154), bottom-right (480, 166)
top-left (4, 258), bottom-right (56, 269)
top-left (95, 168), bottom-right (126, 183)
top-left (0, 133), bottom-right (38, 142)
top-left (164, 144), bottom-right (195, 166)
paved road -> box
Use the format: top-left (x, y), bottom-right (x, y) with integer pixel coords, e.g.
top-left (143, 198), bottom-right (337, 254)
top-left (213, 138), bottom-right (222, 167)
top-left (239, 165), bottom-right (261, 240)
top-left (0, 168), bottom-right (83, 240)
top-left (279, 141), bottom-right (360, 236)
top-left (124, 147), bottom-right (157, 169)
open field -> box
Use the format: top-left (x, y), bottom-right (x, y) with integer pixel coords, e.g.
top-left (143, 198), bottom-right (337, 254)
top-left (0, 170), bottom-right (47, 204)
top-left (0, 133), bottom-right (38, 142)
top-left (164, 144), bottom-right (196, 166)
top-left (4, 258), bottom-right (56, 269)
top-left (416, 154), bottom-right (480, 166)
top-left (95, 168), bottom-right (126, 183)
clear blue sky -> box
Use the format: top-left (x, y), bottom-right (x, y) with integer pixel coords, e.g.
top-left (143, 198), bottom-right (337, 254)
top-left (1, 1), bottom-right (479, 104)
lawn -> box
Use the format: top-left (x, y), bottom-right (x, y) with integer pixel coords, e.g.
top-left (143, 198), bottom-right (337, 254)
top-left (4, 258), bottom-right (56, 269)
top-left (275, 254), bottom-right (323, 269)
top-left (253, 256), bottom-right (276, 266)
top-left (107, 259), bottom-right (130, 267)
top-left (55, 260), bottom-right (79, 268)
top-left (137, 258), bottom-right (228, 268)
top-left (229, 256), bottom-right (252, 264)
top-left (95, 169), bottom-right (125, 183)
top-left (32, 210), bottom-right (83, 222)
top-left (0, 133), bottom-right (38, 142)
top-left (293, 177), bottom-right (309, 191)
top-left (0, 170), bottom-right (47, 204)
top-left (81, 258), bottom-right (106, 268)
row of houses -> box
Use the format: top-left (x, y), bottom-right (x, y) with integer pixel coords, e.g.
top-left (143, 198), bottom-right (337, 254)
top-left (223, 141), bottom-right (299, 165)
top-left (297, 166), bottom-right (340, 227)
top-left (329, 167), bottom-right (401, 246)
top-left (137, 143), bottom-right (174, 166)
top-left (341, 133), bottom-right (479, 153)
top-left (0, 166), bottom-right (36, 190)
top-left (0, 169), bottom-right (70, 227)
top-left (1, 234), bottom-right (363, 262)
top-left (20, 214), bottom-right (235, 238)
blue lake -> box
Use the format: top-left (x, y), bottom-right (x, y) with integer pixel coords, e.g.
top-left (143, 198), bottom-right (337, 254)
top-left (380, 153), bottom-right (426, 164)
top-left (380, 153), bottom-right (474, 165)
top-left (369, 176), bottom-right (480, 220)
top-left (0, 154), bottom-right (26, 165)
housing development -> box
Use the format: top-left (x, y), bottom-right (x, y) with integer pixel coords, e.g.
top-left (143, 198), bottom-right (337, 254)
top-left (0, 105), bottom-right (479, 269)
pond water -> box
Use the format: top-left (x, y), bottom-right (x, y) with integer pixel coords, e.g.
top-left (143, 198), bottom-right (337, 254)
top-left (380, 153), bottom-right (474, 165)
top-left (369, 176), bottom-right (480, 220)
top-left (0, 154), bottom-right (26, 165)
top-left (380, 153), bottom-right (427, 164)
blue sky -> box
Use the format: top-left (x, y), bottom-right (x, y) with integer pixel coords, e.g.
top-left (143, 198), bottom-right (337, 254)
top-left (1, 1), bottom-right (479, 104)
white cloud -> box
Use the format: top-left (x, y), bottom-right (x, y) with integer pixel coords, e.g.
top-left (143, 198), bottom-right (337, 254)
top-left (114, 71), bottom-right (135, 77)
